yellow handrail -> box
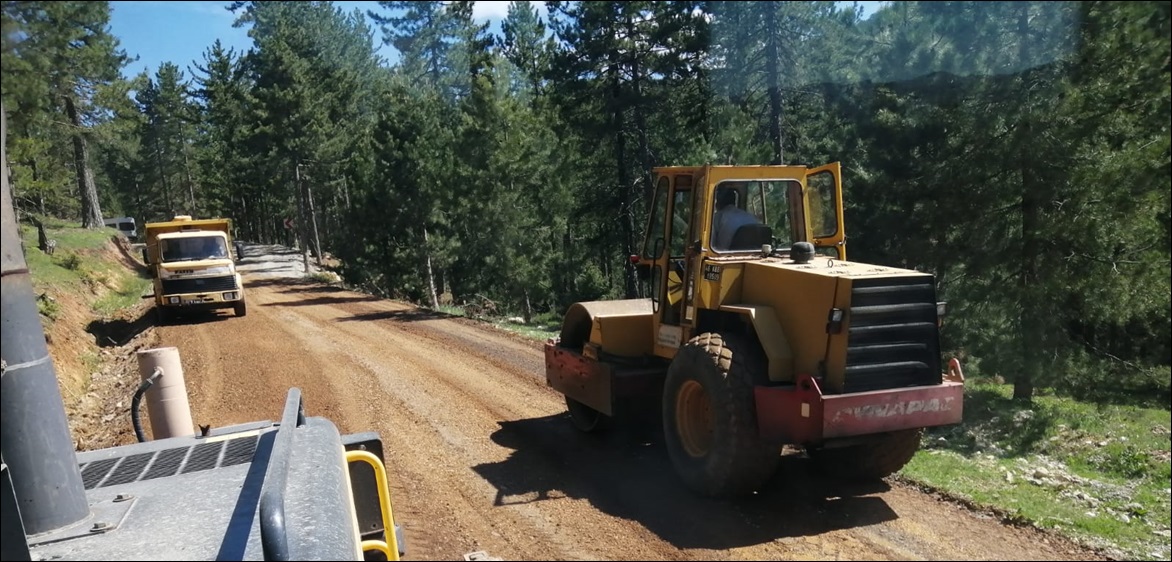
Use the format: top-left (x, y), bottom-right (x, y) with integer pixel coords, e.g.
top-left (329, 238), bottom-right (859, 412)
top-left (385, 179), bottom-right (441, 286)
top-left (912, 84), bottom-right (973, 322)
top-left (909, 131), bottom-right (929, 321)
top-left (346, 450), bottom-right (400, 561)
top-left (360, 539), bottom-right (393, 559)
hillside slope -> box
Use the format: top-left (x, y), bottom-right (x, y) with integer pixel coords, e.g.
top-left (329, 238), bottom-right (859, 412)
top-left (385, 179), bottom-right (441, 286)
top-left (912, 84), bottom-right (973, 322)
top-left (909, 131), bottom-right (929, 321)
top-left (22, 221), bottom-right (158, 451)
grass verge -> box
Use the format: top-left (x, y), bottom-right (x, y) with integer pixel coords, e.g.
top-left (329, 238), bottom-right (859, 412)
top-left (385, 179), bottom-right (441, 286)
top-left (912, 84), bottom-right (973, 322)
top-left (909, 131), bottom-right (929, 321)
top-left (909, 379), bottom-right (1171, 560)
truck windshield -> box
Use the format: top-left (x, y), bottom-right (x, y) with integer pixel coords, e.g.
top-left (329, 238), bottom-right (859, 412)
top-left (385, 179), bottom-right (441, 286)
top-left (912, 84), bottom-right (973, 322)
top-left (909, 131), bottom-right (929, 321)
top-left (161, 237), bottom-right (228, 262)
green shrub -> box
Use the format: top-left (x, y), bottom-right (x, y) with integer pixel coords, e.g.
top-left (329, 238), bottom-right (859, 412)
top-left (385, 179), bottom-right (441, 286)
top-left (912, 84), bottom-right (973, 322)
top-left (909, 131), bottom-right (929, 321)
top-left (1090, 443), bottom-right (1154, 479)
top-left (55, 251), bottom-right (82, 270)
top-left (37, 295), bottom-right (60, 320)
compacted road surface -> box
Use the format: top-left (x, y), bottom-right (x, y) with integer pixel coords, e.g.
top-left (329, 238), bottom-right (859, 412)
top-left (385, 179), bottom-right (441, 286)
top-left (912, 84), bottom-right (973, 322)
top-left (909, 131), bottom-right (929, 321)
top-left (153, 243), bottom-right (1108, 561)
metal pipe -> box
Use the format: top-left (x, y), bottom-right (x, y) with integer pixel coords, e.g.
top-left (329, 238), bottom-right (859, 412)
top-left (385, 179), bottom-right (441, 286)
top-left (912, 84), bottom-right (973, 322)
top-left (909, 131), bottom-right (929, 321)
top-left (131, 367), bottom-right (164, 442)
top-left (0, 104), bottom-right (91, 535)
top-left (135, 347), bottom-right (194, 439)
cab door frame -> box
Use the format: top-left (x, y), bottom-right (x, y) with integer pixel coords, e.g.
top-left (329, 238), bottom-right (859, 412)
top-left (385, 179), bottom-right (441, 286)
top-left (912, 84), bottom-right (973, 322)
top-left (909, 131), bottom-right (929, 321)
top-left (804, 162), bottom-right (846, 259)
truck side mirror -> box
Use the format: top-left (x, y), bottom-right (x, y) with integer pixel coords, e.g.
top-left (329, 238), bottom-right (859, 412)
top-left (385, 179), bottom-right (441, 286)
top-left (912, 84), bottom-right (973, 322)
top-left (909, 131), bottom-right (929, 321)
top-left (141, 247), bottom-right (150, 266)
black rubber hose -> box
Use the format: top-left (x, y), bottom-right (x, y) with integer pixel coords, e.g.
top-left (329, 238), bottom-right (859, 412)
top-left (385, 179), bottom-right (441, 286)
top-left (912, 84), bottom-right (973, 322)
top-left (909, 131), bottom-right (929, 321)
top-left (131, 368), bottom-right (163, 443)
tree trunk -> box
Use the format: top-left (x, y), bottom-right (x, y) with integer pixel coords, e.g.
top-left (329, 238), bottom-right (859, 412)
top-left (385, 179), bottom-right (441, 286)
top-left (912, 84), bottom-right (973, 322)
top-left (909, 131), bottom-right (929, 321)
top-left (610, 61), bottom-right (638, 299)
top-left (183, 146), bottom-right (197, 215)
top-left (628, 12), bottom-right (654, 203)
top-left (1013, 4), bottom-right (1037, 402)
top-left (64, 95), bottom-right (103, 228)
top-left (154, 133), bottom-right (173, 217)
top-left (1016, 163), bottom-right (1040, 402)
top-left (423, 226), bottom-right (439, 309)
top-left (763, 4), bottom-right (785, 165)
top-left (32, 159), bottom-right (46, 216)
top-left (307, 180), bottom-right (322, 266)
top-left (296, 164), bottom-right (309, 274)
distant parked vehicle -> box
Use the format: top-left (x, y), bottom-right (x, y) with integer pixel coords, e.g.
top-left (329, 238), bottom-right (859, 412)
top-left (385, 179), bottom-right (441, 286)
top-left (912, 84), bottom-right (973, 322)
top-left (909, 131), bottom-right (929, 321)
top-left (103, 216), bottom-right (137, 241)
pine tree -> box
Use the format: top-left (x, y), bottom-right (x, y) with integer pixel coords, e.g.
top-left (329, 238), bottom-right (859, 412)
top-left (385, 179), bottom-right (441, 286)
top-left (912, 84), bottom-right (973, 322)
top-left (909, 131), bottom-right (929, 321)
top-left (1, 1), bottom-right (129, 227)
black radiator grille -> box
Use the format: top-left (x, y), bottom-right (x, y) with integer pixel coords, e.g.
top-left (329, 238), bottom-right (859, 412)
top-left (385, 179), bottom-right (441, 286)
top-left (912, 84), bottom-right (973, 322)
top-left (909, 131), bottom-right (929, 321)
top-left (78, 434), bottom-right (258, 490)
top-left (844, 276), bottom-right (942, 393)
top-left (161, 275), bottom-right (237, 294)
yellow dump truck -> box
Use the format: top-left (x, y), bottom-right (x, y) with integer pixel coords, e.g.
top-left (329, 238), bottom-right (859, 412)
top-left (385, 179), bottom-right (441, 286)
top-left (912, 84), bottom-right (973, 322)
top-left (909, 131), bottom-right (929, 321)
top-left (142, 215), bottom-right (246, 322)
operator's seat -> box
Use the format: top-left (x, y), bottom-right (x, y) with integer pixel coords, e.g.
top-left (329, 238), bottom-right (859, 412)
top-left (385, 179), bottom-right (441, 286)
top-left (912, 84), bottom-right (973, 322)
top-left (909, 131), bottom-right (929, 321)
top-left (728, 223), bottom-right (773, 251)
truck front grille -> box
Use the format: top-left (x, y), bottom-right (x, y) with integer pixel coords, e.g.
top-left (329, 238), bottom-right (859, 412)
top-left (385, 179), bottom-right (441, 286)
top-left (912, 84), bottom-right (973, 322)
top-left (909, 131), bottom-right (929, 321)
top-left (844, 276), bottom-right (942, 393)
top-left (162, 275), bottom-right (238, 294)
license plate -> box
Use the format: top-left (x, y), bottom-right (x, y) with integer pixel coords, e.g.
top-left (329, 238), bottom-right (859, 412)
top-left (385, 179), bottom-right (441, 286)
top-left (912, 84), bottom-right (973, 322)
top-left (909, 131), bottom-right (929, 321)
top-left (182, 299), bottom-right (204, 305)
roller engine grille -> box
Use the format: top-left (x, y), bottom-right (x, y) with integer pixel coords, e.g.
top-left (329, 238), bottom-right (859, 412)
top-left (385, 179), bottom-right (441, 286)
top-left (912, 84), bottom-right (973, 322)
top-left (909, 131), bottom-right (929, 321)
top-left (844, 276), bottom-right (942, 393)
top-left (78, 434), bottom-right (259, 490)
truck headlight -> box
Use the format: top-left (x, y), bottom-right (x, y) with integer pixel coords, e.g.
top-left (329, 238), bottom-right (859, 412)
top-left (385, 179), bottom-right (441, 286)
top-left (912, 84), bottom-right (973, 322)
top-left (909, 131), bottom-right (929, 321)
top-left (169, 297), bottom-right (180, 304)
top-left (223, 292), bottom-right (237, 300)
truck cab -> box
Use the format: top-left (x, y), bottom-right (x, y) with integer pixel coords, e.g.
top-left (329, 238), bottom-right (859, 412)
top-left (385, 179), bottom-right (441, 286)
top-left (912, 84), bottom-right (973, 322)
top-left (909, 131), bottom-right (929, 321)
top-left (143, 215), bottom-right (247, 322)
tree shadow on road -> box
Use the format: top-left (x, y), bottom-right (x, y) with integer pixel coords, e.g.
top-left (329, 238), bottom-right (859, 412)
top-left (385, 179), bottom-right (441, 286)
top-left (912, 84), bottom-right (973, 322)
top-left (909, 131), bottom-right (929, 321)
top-left (335, 309), bottom-right (454, 323)
top-left (263, 294), bottom-right (379, 307)
top-left (244, 277), bottom-right (379, 307)
top-left (471, 413), bottom-right (897, 551)
top-left (238, 266), bottom-right (306, 276)
top-left (245, 278), bottom-right (318, 289)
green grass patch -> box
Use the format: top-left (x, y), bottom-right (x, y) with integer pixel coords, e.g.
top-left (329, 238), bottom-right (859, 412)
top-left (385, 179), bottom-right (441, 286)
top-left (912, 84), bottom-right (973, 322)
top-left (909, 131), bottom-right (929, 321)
top-left (22, 221), bottom-right (148, 317)
top-left (37, 294), bottom-right (61, 320)
top-left (52, 226), bottom-right (117, 250)
top-left (494, 317), bottom-right (560, 341)
top-left (435, 304), bottom-right (467, 317)
top-left (93, 275), bottom-right (153, 316)
top-left (905, 379), bottom-right (1171, 560)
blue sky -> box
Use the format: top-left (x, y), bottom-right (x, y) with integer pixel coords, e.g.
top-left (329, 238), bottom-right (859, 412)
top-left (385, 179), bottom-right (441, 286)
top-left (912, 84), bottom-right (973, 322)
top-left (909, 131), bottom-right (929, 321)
top-left (109, 1), bottom-right (887, 80)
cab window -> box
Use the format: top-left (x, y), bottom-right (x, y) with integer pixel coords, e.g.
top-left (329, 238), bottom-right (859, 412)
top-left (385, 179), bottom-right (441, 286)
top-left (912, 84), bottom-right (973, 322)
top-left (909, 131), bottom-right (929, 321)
top-left (642, 176), bottom-right (670, 259)
top-left (710, 180), bottom-right (798, 252)
top-left (807, 170), bottom-right (838, 239)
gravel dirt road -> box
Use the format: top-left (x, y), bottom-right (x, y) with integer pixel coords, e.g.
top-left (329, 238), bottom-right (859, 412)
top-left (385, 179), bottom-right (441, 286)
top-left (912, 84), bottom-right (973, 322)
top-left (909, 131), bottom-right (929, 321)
top-left (151, 244), bottom-right (1109, 561)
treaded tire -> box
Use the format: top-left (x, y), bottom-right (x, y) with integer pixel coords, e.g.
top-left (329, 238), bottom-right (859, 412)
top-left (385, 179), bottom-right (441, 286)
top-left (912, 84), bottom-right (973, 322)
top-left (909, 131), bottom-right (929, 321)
top-left (565, 396), bottom-right (612, 433)
top-left (234, 300), bottom-right (247, 317)
top-left (806, 428), bottom-right (923, 481)
top-left (662, 332), bottom-right (779, 498)
top-left (155, 306), bottom-right (171, 325)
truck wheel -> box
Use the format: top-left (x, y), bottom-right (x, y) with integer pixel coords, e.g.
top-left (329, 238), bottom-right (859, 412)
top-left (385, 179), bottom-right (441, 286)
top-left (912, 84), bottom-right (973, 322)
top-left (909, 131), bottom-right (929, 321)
top-left (234, 300), bottom-right (247, 317)
top-left (806, 428), bottom-right (923, 481)
top-left (565, 396), bottom-right (611, 433)
top-left (662, 332), bottom-right (779, 498)
top-left (155, 306), bottom-right (170, 325)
